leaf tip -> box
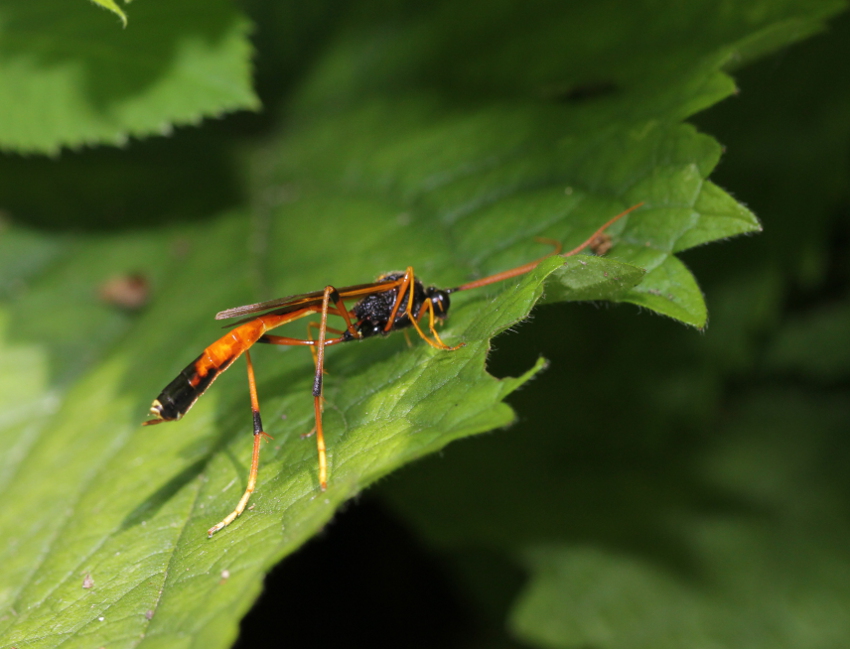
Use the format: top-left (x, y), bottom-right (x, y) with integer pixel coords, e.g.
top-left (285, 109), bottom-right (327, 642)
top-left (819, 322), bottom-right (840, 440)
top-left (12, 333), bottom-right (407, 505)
top-left (89, 0), bottom-right (129, 27)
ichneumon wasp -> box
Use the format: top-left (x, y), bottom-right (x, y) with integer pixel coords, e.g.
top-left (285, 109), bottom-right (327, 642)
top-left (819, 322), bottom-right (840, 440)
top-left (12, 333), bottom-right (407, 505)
top-left (143, 203), bottom-right (643, 536)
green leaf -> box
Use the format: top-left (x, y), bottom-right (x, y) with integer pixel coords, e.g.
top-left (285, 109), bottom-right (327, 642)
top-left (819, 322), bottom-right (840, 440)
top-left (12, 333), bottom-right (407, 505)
top-left (272, 105), bottom-right (752, 329)
top-left (88, 0), bottom-right (128, 28)
top-left (542, 256), bottom-right (646, 304)
top-left (0, 0), bottom-right (259, 154)
top-left (0, 219), bottom-right (555, 649)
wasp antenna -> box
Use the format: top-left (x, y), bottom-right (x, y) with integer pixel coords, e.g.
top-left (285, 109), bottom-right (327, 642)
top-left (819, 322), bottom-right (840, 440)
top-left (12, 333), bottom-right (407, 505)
top-left (451, 202), bottom-right (644, 293)
top-left (561, 202), bottom-right (644, 257)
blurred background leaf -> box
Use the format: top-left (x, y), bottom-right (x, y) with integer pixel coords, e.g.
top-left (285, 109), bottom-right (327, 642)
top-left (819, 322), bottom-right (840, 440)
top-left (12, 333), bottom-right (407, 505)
top-left (0, 0), bottom-right (258, 153)
top-left (0, 1), bottom-right (848, 648)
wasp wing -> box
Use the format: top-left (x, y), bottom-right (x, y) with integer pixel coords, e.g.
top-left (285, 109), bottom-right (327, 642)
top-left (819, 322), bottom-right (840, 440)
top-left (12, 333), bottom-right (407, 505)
top-left (215, 280), bottom-right (402, 321)
top-left (216, 289), bottom-right (327, 320)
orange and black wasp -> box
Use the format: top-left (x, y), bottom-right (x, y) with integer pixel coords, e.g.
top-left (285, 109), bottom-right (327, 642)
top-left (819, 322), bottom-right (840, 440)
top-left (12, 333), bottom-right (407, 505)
top-left (143, 203), bottom-right (643, 536)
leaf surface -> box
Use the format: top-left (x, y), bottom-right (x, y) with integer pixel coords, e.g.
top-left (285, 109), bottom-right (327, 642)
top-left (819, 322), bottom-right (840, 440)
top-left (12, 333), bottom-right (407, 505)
top-left (0, 0), bottom-right (258, 154)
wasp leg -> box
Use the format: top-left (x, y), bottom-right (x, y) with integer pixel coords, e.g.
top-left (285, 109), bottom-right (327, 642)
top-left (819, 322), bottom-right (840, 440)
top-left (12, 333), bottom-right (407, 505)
top-left (416, 297), bottom-right (464, 351)
top-left (306, 321), bottom-right (344, 368)
top-left (310, 286), bottom-right (342, 490)
top-left (258, 331), bottom-right (346, 488)
top-left (207, 350), bottom-right (272, 537)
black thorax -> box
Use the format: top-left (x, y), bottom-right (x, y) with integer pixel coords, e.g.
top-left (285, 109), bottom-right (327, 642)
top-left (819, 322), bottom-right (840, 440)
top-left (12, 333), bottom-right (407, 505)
top-left (345, 273), bottom-right (451, 340)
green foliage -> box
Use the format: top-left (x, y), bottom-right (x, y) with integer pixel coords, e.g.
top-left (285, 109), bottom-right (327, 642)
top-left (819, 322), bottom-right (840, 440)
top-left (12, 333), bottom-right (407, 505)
top-left (0, 1), bottom-right (847, 648)
top-left (0, 0), bottom-right (258, 154)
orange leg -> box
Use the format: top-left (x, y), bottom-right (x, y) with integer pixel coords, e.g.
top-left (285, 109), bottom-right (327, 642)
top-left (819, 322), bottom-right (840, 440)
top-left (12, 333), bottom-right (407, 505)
top-left (207, 350), bottom-right (272, 537)
top-left (308, 286), bottom-right (358, 489)
top-left (330, 296), bottom-right (359, 338)
top-left (311, 286), bottom-right (340, 490)
top-left (258, 330), bottom-right (346, 488)
top-left (414, 297), bottom-right (464, 351)
top-left (306, 320), bottom-right (344, 368)
top-left (384, 267), bottom-right (415, 333)
top-left (391, 266), bottom-right (462, 351)
top-left (380, 266), bottom-right (463, 351)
